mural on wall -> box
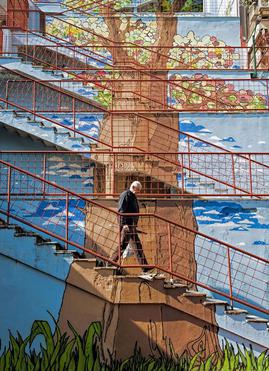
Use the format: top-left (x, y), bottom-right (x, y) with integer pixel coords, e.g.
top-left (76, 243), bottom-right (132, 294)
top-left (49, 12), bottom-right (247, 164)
top-left (168, 33), bottom-right (242, 69)
top-left (2, 0), bottom-right (269, 358)
top-left (193, 201), bottom-right (269, 308)
top-left (178, 112), bottom-right (269, 152)
top-left (169, 73), bottom-right (267, 111)
top-left (46, 13), bottom-right (242, 70)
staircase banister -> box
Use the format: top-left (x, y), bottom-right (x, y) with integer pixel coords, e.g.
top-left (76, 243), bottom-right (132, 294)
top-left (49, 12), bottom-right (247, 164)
top-left (1, 157), bottom-right (269, 315)
top-left (0, 155), bottom-right (268, 255)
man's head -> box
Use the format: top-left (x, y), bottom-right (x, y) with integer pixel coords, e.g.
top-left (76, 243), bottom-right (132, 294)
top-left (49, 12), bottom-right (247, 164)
top-left (130, 181), bottom-right (142, 194)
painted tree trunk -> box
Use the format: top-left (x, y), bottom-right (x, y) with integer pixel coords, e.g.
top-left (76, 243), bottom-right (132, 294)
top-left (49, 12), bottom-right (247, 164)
top-left (58, 8), bottom-right (220, 357)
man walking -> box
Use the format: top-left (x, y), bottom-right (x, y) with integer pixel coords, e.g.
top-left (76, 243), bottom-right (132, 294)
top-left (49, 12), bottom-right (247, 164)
top-left (111, 181), bottom-right (156, 281)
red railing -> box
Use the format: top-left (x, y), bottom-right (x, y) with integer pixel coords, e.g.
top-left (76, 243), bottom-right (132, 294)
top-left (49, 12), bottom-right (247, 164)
top-left (2, 55), bottom-right (268, 164)
top-left (2, 58), bottom-right (269, 113)
top-left (9, 26), bottom-right (269, 72)
top-left (14, 28), bottom-right (269, 72)
top-left (43, 9), bottom-right (268, 71)
top-left (11, 27), bottom-right (269, 72)
top-left (6, 0), bottom-right (29, 29)
top-left (1, 151), bottom-right (268, 198)
top-left (34, 0), bottom-right (194, 14)
top-left (6, 4), bottom-right (268, 72)
top-left (0, 70), bottom-right (269, 198)
top-left (0, 157), bottom-right (268, 315)
top-left (0, 76), bottom-right (232, 154)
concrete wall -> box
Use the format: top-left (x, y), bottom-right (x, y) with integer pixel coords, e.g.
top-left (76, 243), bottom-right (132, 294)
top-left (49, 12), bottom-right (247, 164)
top-left (0, 227), bottom-right (72, 348)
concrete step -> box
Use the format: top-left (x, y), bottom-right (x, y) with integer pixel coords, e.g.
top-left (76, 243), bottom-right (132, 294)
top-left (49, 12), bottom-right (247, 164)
top-left (73, 258), bottom-right (97, 269)
top-left (203, 298), bottom-right (228, 307)
top-left (163, 281), bottom-right (188, 289)
top-left (185, 177), bottom-right (201, 182)
top-left (94, 266), bottom-right (118, 277)
top-left (225, 308), bottom-right (248, 315)
top-left (36, 241), bottom-right (62, 249)
top-left (14, 231), bottom-right (40, 238)
top-left (246, 315), bottom-right (269, 324)
top-left (183, 290), bottom-right (207, 298)
top-left (0, 224), bottom-right (17, 229)
top-left (54, 250), bottom-right (77, 255)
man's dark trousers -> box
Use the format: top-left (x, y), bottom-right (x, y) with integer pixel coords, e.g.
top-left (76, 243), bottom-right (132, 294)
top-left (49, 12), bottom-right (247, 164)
top-left (111, 224), bottom-right (149, 269)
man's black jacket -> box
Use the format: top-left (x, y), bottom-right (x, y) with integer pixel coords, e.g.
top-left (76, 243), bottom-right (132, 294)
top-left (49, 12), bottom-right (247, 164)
top-left (118, 189), bottom-right (139, 226)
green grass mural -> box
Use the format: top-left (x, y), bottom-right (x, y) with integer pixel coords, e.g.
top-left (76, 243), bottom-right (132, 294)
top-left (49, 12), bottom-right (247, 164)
top-left (0, 319), bottom-right (269, 370)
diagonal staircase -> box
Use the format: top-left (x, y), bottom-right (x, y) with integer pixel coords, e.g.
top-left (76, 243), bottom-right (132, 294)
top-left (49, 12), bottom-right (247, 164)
top-left (0, 157), bottom-right (268, 317)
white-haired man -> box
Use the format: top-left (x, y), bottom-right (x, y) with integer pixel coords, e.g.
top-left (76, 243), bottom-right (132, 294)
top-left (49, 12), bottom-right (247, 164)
top-left (111, 181), bottom-right (156, 281)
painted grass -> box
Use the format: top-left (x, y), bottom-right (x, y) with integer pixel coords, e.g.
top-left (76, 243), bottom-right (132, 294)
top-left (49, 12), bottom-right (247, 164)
top-left (0, 319), bottom-right (268, 370)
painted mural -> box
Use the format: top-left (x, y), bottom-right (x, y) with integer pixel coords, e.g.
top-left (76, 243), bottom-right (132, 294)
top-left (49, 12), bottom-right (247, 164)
top-left (46, 13), bottom-right (241, 70)
top-left (1, 0), bottom-right (269, 362)
top-left (169, 73), bottom-right (268, 110)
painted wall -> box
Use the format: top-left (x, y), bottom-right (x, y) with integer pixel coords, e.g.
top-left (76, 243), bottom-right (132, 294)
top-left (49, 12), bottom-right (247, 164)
top-left (179, 112), bottom-right (269, 153)
top-left (1, 0), bottom-right (269, 356)
top-left (0, 227), bottom-right (72, 348)
top-left (46, 15), bottom-right (241, 71)
top-left (0, 125), bottom-right (52, 150)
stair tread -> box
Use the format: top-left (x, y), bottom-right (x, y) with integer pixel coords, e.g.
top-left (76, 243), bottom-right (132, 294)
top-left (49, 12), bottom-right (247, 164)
top-left (74, 258), bottom-right (97, 262)
top-left (164, 282), bottom-right (188, 288)
top-left (203, 299), bottom-right (228, 306)
top-left (183, 290), bottom-right (207, 297)
top-left (54, 250), bottom-right (76, 254)
top-left (94, 266), bottom-right (118, 270)
top-left (246, 315), bottom-right (268, 323)
top-left (225, 309), bottom-right (248, 315)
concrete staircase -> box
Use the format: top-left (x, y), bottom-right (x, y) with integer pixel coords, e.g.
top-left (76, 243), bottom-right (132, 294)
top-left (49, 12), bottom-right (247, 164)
top-left (1, 214), bottom-right (268, 353)
top-left (0, 217), bottom-right (75, 277)
top-left (0, 109), bottom-right (93, 151)
top-left (0, 57), bottom-right (106, 111)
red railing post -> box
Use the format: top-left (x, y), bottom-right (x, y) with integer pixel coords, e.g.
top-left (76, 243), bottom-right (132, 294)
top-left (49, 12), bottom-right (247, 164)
top-left (118, 222), bottom-right (121, 267)
top-left (180, 153), bottom-right (185, 194)
top-left (56, 45), bottom-right (58, 70)
top-left (65, 192), bottom-right (69, 250)
top-left (7, 167), bottom-right (12, 225)
top-left (227, 246), bottom-right (233, 308)
top-left (112, 153), bottom-right (116, 195)
top-left (26, 30), bottom-right (28, 62)
top-left (248, 154), bottom-right (253, 197)
top-left (33, 81), bottom-right (36, 117)
top-left (163, 80), bottom-right (166, 110)
top-left (72, 97), bottom-right (76, 137)
top-left (111, 80), bottom-right (114, 111)
top-left (267, 80), bottom-right (269, 111)
top-left (231, 154), bottom-right (236, 195)
top-left (167, 223), bottom-right (173, 281)
top-left (215, 80), bottom-right (218, 111)
top-left (42, 153), bottom-right (47, 197)
top-left (187, 137), bottom-right (191, 177)
top-left (5, 80), bottom-right (9, 109)
top-left (110, 114), bottom-right (114, 147)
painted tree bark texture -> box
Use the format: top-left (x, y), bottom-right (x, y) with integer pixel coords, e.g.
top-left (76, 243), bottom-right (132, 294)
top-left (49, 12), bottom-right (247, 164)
top-left (58, 0), bottom-right (220, 357)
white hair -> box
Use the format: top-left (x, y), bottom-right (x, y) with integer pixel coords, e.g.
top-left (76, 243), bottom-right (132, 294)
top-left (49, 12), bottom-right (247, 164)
top-left (130, 181), bottom-right (142, 191)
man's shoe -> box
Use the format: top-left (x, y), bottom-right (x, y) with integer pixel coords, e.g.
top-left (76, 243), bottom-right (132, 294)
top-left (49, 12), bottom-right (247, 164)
top-left (138, 272), bottom-right (154, 281)
top-left (143, 268), bottom-right (158, 278)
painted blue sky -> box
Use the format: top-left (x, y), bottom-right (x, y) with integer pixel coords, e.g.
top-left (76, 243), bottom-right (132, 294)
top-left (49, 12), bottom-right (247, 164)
top-left (193, 200), bottom-right (269, 252)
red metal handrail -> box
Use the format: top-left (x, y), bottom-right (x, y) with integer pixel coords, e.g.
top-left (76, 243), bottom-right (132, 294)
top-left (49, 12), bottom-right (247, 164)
top-left (0, 68), bottom-right (268, 197)
top-left (5, 30), bottom-right (269, 168)
top-left (1, 151), bottom-right (268, 198)
top-left (4, 50), bottom-right (269, 113)
top-left (12, 27), bottom-right (269, 72)
top-left (0, 157), bottom-right (268, 315)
